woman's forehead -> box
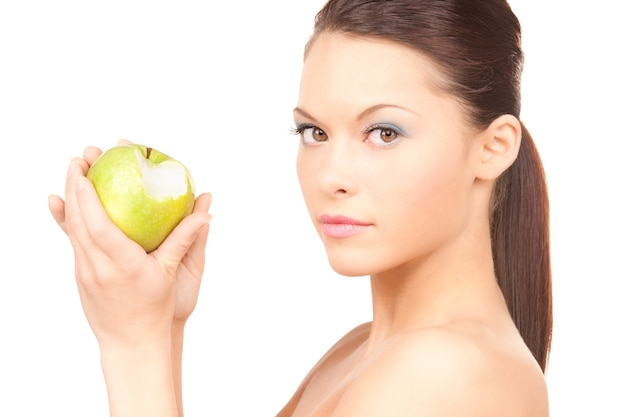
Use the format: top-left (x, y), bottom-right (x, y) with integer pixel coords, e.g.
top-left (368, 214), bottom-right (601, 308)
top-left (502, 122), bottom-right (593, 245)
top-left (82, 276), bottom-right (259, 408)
top-left (297, 33), bottom-right (456, 120)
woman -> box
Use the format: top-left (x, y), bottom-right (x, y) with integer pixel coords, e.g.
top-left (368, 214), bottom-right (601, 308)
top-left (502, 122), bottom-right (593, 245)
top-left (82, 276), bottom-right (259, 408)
top-left (48, 0), bottom-right (551, 415)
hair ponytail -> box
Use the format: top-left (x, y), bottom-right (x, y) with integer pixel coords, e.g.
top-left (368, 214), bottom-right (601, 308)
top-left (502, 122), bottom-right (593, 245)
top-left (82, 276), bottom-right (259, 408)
top-left (490, 122), bottom-right (552, 371)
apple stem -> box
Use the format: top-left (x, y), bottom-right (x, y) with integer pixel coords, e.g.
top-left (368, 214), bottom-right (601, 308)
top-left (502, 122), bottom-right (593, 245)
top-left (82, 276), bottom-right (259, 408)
top-left (146, 147), bottom-right (152, 159)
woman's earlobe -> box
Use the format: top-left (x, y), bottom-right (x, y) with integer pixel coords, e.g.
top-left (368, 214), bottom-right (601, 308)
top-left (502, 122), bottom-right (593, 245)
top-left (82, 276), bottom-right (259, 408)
top-left (476, 114), bottom-right (522, 180)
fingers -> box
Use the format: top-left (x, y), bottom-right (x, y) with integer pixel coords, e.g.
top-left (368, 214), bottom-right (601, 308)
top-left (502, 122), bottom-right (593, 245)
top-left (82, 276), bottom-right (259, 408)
top-left (193, 192), bottom-right (212, 215)
top-left (82, 146), bottom-right (102, 166)
top-left (73, 174), bottom-right (145, 260)
top-left (183, 193), bottom-right (213, 273)
top-left (154, 193), bottom-right (212, 272)
top-left (183, 220), bottom-right (210, 278)
top-left (48, 194), bottom-right (68, 235)
top-left (62, 153), bottom-right (143, 263)
top-left (57, 146), bottom-right (212, 276)
top-left (68, 156), bottom-right (90, 176)
top-left (50, 155), bottom-right (97, 240)
top-left (64, 176), bottom-right (98, 252)
top-left (49, 154), bottom-right (95, 239)
top-left (64, 161), bottom-right (94, 246)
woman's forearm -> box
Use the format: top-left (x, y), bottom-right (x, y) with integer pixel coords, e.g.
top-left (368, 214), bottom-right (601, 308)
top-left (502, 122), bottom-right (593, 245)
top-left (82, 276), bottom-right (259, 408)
top-left (172, 321), bottom-right (186, 417)
top-left (100, 338), bottom-right (178, 417)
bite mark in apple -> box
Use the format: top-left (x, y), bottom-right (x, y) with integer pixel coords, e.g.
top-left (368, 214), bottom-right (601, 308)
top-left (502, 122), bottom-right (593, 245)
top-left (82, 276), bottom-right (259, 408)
top-left (135, 149), bottom-right (189, 201)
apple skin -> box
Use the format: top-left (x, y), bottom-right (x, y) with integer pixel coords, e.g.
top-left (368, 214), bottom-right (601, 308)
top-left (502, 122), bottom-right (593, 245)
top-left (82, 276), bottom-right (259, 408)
top-left (87, 144), bottom-right (195, 252)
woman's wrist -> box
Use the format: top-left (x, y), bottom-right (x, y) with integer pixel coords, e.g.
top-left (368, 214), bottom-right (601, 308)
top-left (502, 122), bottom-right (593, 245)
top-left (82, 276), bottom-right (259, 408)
top-left (100, 337), bottom-right (178, 417)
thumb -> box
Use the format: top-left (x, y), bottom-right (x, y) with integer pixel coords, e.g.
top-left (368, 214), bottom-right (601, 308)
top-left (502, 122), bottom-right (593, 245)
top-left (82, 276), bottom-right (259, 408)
top-left (153, 208), bottom-right (212, 272)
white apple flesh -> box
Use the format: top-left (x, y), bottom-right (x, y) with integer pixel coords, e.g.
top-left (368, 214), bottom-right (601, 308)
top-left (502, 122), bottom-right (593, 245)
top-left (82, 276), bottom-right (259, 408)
top-left (87, 144), bottom-right (195, 252)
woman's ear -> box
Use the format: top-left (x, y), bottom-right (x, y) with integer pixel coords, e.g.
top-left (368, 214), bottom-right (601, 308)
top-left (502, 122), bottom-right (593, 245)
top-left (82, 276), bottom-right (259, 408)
top-left (475, 114), bottom-right (522, 180)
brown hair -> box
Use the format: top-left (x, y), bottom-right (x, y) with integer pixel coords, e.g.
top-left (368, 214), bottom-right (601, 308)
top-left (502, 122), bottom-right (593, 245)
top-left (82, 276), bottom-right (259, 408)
top-left (308, 0), bottom-right (552, 371)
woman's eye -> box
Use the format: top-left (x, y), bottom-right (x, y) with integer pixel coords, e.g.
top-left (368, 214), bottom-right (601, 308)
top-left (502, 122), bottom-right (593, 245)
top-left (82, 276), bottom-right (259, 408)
top-left (366, 126), bottom-right (400, 145)
top-left (299, 125), bottom-right (329, 144)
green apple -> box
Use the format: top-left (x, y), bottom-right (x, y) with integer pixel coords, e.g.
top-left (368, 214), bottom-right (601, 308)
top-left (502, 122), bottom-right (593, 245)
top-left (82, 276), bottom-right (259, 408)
top-left (87, 144), bottom-right (195, 252)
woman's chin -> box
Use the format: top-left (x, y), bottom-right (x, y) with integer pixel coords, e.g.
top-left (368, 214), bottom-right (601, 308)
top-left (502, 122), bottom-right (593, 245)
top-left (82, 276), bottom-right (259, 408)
top-left (325, 253), bottom-right (375, 278)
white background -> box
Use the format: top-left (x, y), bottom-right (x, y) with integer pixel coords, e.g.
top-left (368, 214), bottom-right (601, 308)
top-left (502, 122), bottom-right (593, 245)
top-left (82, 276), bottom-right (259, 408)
top-left (1, 1), bottom-right (624, 416)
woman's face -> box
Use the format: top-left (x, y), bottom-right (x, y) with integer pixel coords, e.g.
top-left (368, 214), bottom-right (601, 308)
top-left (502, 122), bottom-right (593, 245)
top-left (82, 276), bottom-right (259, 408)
top-left (294, 33), bottom-right (483, 277)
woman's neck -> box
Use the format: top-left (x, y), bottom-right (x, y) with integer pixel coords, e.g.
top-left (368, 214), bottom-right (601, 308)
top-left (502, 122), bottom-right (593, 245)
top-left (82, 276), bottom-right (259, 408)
top-left (364, 225), bottom-right (506, 355)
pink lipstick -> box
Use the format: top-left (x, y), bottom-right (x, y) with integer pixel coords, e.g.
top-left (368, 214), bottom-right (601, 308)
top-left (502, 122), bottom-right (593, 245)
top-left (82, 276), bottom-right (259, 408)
top-left (319, 214), bottom-right (372, 238)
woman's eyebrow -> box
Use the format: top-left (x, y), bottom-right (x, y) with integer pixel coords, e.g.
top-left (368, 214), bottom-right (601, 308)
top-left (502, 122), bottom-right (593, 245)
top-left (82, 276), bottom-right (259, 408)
top-left (293, 107), bottom-right (317, 121)
top-left (293, 104), bottom-right (419, 122)
top-left (355, 103), bottom-right (419, 120)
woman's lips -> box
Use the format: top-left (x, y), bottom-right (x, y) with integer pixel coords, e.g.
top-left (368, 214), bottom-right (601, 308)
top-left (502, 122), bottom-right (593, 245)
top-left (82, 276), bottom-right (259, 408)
top-left (319, 214), bottom-right (372, 238)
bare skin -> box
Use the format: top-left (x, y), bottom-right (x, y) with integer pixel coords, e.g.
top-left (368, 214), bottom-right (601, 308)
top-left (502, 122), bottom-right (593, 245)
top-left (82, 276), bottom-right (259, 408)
top-left (278, 305), bottom-right (547, 416)
top-left (278, 33), bottom-right (549, 416)
top-left (48, 32), bottom-right (548, 417)
top-left (49, 142), bottom-right (212, 417)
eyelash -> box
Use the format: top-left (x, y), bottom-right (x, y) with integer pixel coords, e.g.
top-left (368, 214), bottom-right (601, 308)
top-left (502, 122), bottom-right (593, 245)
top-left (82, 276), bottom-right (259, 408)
top-left (290, 123), bottom-right (403, 148)
top-left (289, 123), bottom-right (316, 137)
top-left (364, 124), bottom-right (403, 147)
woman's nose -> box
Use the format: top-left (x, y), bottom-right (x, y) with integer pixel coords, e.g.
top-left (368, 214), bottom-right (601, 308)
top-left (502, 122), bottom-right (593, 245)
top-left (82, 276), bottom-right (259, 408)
top-left (316, 140), bottom-right (358, 197)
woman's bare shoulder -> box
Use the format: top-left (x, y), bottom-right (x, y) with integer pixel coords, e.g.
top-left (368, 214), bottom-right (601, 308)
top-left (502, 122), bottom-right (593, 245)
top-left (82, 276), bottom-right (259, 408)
top-left (276, 322), bottom-right (372, 417)
top-left (332, 322), bottom-right (549, 417)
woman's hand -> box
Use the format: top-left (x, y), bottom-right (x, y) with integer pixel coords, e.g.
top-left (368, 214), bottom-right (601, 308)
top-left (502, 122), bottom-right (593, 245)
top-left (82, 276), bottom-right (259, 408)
top-left (48, 145), bottom-right (212, 348)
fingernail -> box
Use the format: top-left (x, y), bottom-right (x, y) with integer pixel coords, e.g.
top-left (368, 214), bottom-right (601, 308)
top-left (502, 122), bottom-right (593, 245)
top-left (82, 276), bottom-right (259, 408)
top-left (201, 214), bottom-right (213, 226)
top-left (75, 176), bottom-right (85, 192)
top-left (66, 162), bottom-right (77, 177)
